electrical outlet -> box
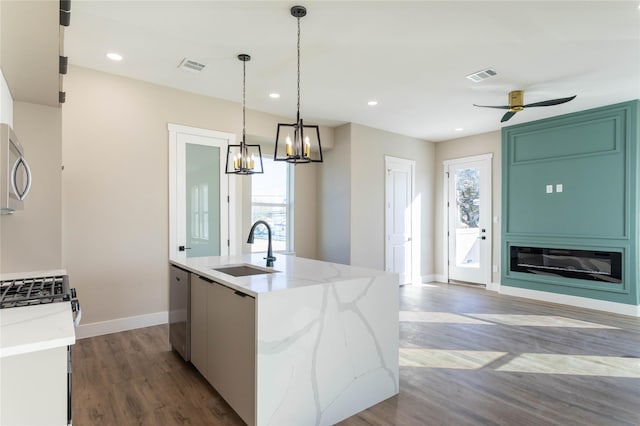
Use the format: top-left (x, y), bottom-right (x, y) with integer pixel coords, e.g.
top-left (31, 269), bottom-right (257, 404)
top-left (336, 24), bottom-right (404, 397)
top-left (556, 184), bottom-right (563, 193)
top-left (492, 265), bottom-right (498, 273)
top-left (546, 184), bottom-right (553, 193)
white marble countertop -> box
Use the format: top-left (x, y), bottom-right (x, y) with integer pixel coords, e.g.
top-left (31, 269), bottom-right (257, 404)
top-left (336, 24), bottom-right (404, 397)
top-left (170, 254), bottom-right (393, 297)
top-left (0, 269), bottom-right (67, 281)
top-left (0, 302), bottom-right (76, 358)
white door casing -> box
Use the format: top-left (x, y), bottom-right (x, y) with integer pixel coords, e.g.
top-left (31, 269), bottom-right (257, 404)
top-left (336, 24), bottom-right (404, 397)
top-left (169, 124), bottom-right (236, 260)
top-left (385, 156), bottom-right (415, 285)
top-left (444, 154), bottom-right (492, 285)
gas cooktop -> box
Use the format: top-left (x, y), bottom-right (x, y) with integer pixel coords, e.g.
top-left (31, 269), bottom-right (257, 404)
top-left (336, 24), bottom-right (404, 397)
top-left (0, 275), bottom-right (75, 309)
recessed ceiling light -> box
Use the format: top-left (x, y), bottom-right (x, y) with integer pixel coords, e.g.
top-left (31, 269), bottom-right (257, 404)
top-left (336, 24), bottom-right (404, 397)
top-left (106, 52), bottom-right (123, 61)
top-left (367, 100), bottom-right (378, 106)
top-left (455, 128), bottom-right (464, 132)
top-left (269, 93), bottom-right (280, 99)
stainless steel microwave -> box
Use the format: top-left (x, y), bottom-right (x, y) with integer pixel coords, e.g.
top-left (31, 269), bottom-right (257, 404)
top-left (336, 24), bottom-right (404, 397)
top-left (1, 123), bottom-right (31, 214)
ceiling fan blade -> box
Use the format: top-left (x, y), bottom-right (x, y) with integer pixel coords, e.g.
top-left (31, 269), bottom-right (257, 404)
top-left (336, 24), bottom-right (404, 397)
top-left (473, 104), bottom-right (511, 110)
top-left (501, 111), bottom-right (516, 122)
top-left (524, 95), bottom-right (577, 108)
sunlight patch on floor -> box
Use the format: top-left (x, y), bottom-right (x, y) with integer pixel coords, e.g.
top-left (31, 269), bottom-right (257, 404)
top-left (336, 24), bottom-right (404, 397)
top-left (464, 314), bottom-right (618, 329)
top-left (496, 353), bottom-right (640, 378)
top-left (399, 348), bottom-right (507, 370)
top-left (400, 311), bottom-right (493, 325)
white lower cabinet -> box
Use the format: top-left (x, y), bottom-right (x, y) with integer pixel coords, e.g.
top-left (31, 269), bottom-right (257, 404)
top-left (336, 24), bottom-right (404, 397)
top-left (190, 274), bottom-right (256, 426)
top-left (1, 347), bottom-right (68, 425)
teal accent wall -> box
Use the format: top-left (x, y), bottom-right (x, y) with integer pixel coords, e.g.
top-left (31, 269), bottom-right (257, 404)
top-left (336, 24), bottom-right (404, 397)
top-left (502, 100), bottom-right (639, 305)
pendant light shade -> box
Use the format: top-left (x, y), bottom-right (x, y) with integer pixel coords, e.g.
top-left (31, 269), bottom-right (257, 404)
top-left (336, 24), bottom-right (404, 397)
top-left (274, 5), bottom-right (323, 164)
top-left (225, 54), bottom-right (264, 175)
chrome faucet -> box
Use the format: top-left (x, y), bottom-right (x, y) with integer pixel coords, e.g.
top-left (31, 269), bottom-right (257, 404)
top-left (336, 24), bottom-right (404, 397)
top-left (247, 220), bottom-right (277, 267)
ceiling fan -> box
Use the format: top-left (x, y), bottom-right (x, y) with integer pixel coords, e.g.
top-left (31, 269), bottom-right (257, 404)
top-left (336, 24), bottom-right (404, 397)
top-left (474, 90), bottom-right (577, 123)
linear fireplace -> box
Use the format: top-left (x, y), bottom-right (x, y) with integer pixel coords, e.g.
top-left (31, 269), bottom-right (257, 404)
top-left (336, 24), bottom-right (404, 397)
top-left (510, 246), bottom-right (622, 284)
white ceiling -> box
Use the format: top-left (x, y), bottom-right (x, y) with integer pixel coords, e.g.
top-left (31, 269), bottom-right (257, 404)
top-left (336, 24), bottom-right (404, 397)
top-left (63, 1), bottom-right (640, 141)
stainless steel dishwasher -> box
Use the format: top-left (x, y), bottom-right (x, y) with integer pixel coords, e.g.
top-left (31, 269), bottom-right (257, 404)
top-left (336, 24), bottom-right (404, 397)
top-left (169, 265), bottom-right (190, 361)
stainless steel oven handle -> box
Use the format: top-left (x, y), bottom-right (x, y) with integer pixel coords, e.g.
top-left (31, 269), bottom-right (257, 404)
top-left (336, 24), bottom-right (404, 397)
top-left (71, 299), bottom-right (82, 328)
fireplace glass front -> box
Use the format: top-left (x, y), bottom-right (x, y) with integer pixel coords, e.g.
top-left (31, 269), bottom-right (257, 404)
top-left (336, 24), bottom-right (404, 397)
top-left (510, 246), bottom-right (622, 283)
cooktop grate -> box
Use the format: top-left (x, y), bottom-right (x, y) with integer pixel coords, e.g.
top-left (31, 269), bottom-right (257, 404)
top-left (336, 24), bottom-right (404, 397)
top-left (0, 275), bottom-right (71, 309)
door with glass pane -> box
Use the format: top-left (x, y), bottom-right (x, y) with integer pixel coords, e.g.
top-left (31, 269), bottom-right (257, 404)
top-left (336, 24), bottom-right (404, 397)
top-left (445, 155), bottom-right (492, 285)
top-left (169, 125), bottom-right (233, 260)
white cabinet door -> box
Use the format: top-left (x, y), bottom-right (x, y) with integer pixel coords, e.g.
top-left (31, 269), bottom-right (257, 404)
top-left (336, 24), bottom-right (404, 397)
top-left (208, 282), bottom-right (256, 426)
top-left (1, 347), bottom-right (67, 425)
top-left (190, 273), bottom-right (209, 379)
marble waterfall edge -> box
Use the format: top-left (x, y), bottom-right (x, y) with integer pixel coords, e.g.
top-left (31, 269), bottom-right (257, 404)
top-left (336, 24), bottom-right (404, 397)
top-left (256, 274), bottom-right (399, 425)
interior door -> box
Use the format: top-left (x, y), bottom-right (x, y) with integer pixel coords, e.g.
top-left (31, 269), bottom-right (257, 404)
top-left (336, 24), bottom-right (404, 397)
top-left (445, 155), bottom-right (492, 285)
top-left (169, 124), bottom-right (234, 260)
top-left (385, 157), bottom-right (414, 285)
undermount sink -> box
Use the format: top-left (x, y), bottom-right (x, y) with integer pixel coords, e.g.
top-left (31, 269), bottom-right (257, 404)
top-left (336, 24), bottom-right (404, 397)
top-left (212, 264), bottom-right (277, 277)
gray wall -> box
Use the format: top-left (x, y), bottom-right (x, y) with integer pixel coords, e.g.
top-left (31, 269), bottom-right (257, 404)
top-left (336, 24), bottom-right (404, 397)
top-left (434, 131), bottom-right (502, 283)
top-left (350, 124), bottom-right (435, 275)
top-left (318, 123), bottom-right (351, 264)
top-left (0, 101), bottom-right (62, 273)
top-left (319, 122), bottom-right (436, 279)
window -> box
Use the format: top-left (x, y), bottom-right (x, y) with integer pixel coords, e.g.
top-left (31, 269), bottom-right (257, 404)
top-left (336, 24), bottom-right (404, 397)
top-left (190, 183), bottom-right (209, 240)
top-left (251, 158), bottom-right (292, 253)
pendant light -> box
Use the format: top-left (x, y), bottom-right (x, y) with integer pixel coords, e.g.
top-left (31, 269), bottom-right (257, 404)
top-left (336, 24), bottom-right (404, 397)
top-left (225, 54), bottom-right (264, 174)
top-left (274, 5), bottom-right (323, 164)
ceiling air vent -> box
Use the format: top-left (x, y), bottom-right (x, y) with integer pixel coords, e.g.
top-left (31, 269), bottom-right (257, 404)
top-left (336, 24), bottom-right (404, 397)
top-left (466, 68), bottom-right (497, 83)
top-left (178, 58), bottom-right (206, 73)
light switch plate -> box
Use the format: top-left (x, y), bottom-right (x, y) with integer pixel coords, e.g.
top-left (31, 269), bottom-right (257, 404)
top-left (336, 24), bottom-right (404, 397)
top-left (546, 185), bottom-right (553, 193)
top-left (556, 184), bottom-right (563, 193)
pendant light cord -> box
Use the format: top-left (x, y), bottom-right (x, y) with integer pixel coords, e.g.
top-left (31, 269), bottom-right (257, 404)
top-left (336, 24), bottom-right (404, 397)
top-left (297, 16), bottom-right (301, 119)
top-left (242, 58), bottom-right (246, 145)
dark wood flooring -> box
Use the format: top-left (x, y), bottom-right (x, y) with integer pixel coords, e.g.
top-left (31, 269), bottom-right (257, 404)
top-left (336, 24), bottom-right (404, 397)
top-left (72, 283), bottom-right (640, 425)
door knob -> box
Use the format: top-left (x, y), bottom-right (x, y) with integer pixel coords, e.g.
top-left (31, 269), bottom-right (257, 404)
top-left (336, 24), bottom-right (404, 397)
top-left (178, 245), bottom-right (192, 252)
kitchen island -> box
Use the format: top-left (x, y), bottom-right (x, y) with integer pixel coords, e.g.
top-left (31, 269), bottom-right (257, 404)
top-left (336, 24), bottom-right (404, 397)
top-left (170, 254), bottom-right (399, 426)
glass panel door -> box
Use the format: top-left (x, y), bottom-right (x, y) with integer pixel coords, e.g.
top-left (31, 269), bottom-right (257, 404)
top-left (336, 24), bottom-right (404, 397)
top-left (169, 124), bottom-right (233, 260)
top-left (186, 143), bottom-right (220, 257)
top-left (454, 167), bottom-right (480, 270)
top-left (446, 155), bottom-right (492, 285)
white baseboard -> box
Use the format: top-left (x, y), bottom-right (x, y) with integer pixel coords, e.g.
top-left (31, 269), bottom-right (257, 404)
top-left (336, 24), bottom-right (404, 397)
top-left (432, 274), bottom-right (447, 283)
top-left (500, 286), bottom-right (640, 317)
top-left (486, 281), bottom-right (501, 292)
top-left (421, 274), bottom-right (437, 283)
top-left (76, 311), bottom-right (169, 339)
